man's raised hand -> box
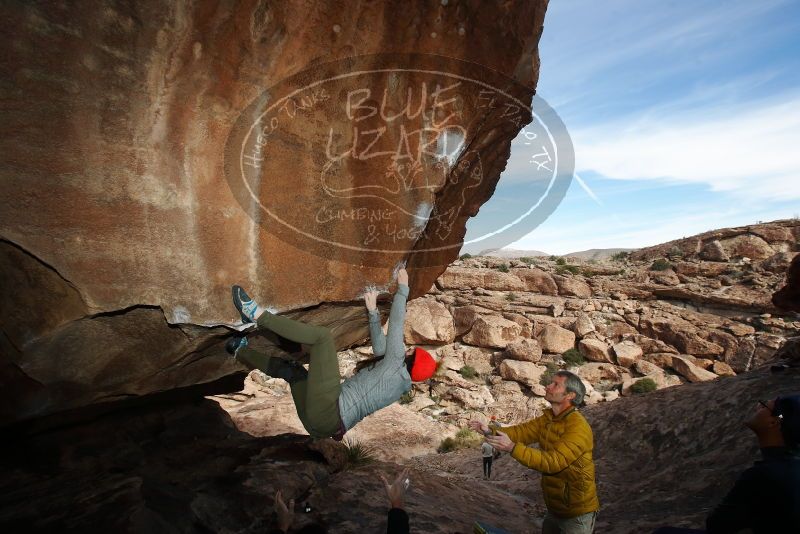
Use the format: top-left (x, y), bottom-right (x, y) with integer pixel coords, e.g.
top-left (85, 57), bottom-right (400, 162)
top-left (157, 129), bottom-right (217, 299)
top-left (274, 490), bottom-right (295, 532)
top-left (380, 468), bottom-right (410, 510)
top-left (468, 419), bottom-right (489, 435)
top-left (485, 430), bottom-right (515, 452)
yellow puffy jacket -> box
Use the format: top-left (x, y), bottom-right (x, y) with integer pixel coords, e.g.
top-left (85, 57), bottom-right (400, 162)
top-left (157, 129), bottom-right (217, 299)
top-left (500, 406), bottom-right (599, 518)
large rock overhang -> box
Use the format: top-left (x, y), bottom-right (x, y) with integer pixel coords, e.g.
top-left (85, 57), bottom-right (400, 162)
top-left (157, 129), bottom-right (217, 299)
top-left (0, 0), bottom-right (549, 425)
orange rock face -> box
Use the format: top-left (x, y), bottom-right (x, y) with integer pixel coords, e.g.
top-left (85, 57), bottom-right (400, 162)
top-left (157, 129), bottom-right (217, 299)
top-left (0, 1), bottom-right (548, 424)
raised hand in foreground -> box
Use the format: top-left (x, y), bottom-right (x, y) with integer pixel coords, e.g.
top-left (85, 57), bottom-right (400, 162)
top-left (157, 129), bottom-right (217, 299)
top-left (274, 490), bottom-right (295, 533)
top-left (380, 468), bottom-right (410, 510)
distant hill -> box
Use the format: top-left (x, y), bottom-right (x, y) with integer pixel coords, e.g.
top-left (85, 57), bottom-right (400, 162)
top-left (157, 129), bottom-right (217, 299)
top-left (477, 247), bottom-right (637, 260)
top-left (478, 248), bottom-right (550, 258)
top-left (563, 248), bottom-right (638, 261)
top-left (630, 218), bottom-right (800, 262)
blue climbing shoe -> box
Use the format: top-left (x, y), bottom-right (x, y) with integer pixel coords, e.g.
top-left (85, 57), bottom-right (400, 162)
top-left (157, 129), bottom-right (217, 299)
top-left (232, 285), bottom-right (258, 323)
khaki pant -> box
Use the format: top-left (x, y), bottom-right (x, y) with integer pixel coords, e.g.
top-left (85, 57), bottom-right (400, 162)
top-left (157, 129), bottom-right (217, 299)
top-left (542, 510), bottom-right (597, 534)
top-left (236, 311), bottom-right (341, 438)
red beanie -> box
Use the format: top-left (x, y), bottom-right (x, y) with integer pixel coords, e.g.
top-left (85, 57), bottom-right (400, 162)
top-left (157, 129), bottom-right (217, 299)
top-left (410, 347), bottom-right (436, 382)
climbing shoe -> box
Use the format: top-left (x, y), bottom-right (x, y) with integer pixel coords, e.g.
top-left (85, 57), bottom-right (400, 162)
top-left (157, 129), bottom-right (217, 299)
top-left (232, 285), bottom-right (258, 323)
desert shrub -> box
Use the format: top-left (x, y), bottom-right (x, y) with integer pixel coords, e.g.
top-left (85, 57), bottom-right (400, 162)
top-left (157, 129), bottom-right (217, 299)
top-left (630, 378), bottom-right (657, 394)
top-left (539, 362), bottom-right (559, 386)
top-left (399, 391), bottom-right (414, 404)
top-left (580, 265), bottom-right (601, 277)
top-left (459, 365), bottom-right (478, 379)
top-left (519, 257), bottom-right (537, 264)
top-left (343, 438), bottom-right (376, 467)
top-left (549, 255), bottom-right (558, 261)
top-left (555, 257), bottom-right (567, 265)
top-left (650, 258), bottom-right (671, 271)
top-left (611, 251), bottom-right (630, 262)
top-left (497, 263), bottom-right (510, 273)
top-left (667, 246), bottom-right (684, 259)
top-left (459, 253), bottom-right (472, 260)
top-left (438, 428), bottom-right (482, 453)
top-left (505, 292), bottom-right (517, 301)
top-left (555, 264), bottom-right (581, 275)
top-left (562, 348), bottom-right (585, 367)
top-left (437, 437), bottom-right (456, 453)
top-left (455, 428), bottom-right (474, 440)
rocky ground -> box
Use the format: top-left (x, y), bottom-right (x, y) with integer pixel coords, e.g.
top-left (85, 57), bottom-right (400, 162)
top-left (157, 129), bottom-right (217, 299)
top-left (2, 344), bottom-right (797, 533)
top-left (0, 396), bottom-right (547, 533)
top-left (221, 220), bottom-right (800, 457)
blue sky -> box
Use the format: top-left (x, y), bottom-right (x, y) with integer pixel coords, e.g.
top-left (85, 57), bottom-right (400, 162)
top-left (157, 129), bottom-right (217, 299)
top-left (463, 0), bottom-right (800, 255)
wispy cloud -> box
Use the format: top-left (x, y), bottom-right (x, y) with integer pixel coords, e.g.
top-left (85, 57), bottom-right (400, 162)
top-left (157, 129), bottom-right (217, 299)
top-left (539, 0), bottom-right (791, 103)
top-left (572, 92), bottom-right (800, 201)
top-left (467, 0), bottom-right (799, 254)
top-left (536, 0), bottom-right (800, 133)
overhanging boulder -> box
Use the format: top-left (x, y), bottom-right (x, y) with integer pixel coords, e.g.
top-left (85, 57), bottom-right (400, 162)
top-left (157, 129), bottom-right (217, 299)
top-left (0, 0), bottom-right (549, 425)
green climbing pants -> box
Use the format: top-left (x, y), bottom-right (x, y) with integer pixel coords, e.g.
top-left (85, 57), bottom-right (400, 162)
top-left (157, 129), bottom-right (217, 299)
top-left (236, 312), bottom-right (342, 439)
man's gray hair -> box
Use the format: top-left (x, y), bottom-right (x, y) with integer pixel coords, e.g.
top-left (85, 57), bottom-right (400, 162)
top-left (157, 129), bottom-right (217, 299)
top-left (555, 370), bottom-right (586, 406)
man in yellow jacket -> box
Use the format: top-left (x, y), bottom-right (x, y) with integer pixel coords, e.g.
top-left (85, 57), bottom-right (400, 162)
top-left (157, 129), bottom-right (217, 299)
top-left (469, 370), bottom-right (599, 533)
